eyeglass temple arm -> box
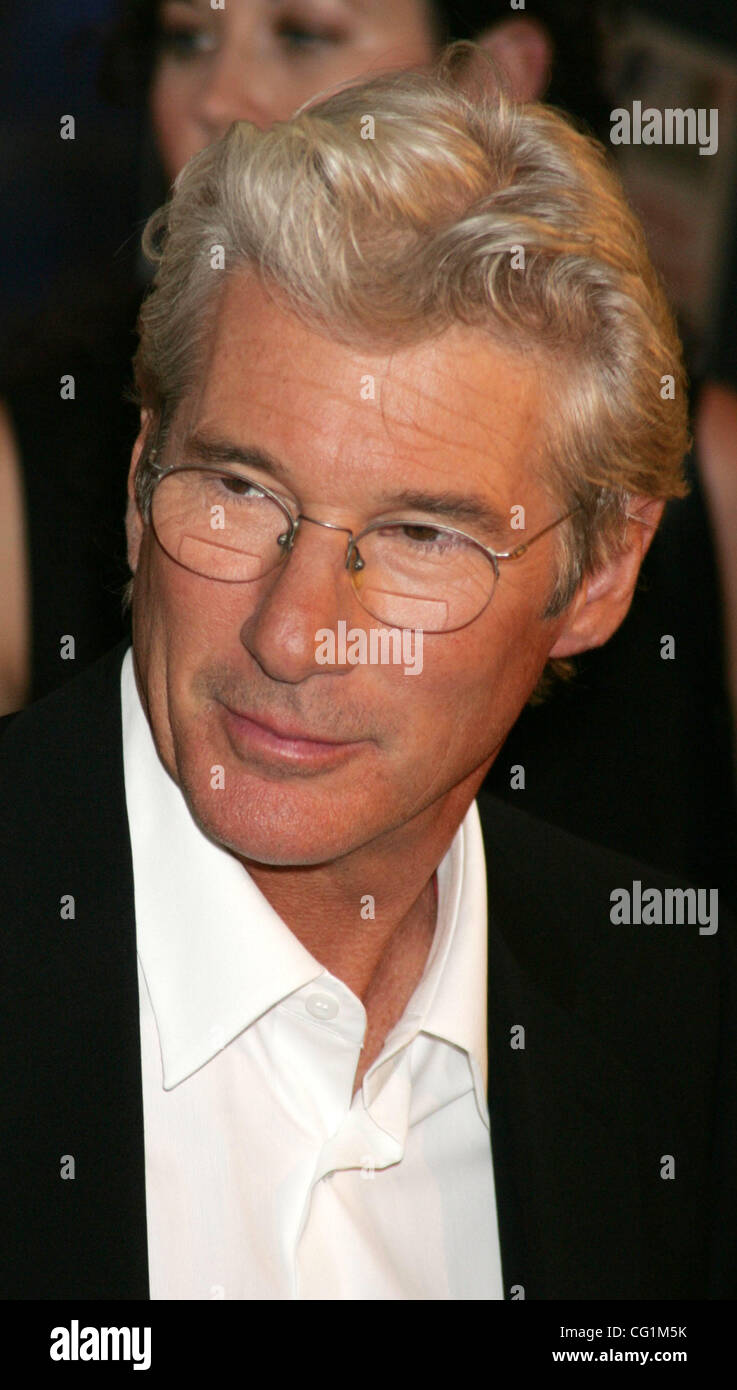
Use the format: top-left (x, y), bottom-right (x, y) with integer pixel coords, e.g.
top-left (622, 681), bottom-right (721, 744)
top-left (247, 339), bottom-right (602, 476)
top-left (494, 505), bottom-right (582, 562)
top-left (495, 500), bottom-right (656, 563)
top-left (144, 446), bottom-right (165, 476)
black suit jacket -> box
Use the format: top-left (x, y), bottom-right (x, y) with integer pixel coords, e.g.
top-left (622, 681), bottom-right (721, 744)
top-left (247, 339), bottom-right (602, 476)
top-left (2, 640), bottom-right (736, 1300)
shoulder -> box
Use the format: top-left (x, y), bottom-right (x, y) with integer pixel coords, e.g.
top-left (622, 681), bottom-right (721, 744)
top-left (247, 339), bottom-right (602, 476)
top-left (477, 784), bottom-right (678, 893)
top-left (478, 783), bottom-right (724, 905)
top-left (0, 641), bottom-right (131, 840)
top-left (1, 632), bottom-right (127, 724)
top-left (0, 641), bottom-right (134, 942)
top-left (476, 787), bottom-right (731, 1031)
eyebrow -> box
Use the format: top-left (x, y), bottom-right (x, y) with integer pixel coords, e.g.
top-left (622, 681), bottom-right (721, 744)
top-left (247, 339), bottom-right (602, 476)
top-left (183, 432), bottom-right (511, 541)
top-left (185, 433), bottom-right (288, 479)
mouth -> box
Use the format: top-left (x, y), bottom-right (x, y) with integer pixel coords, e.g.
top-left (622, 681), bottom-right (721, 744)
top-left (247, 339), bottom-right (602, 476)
top-left (218, 700), bottom-right (368, 770)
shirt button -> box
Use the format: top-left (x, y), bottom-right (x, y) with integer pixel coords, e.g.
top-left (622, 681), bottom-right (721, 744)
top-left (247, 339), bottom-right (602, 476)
top-left (305, 992), bottom-right (340, 1021)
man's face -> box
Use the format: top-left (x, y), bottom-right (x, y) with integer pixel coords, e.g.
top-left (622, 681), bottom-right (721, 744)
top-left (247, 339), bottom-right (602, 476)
top-left (127, 273), bottom-right (574, 866)
top-left (151, 0), bottom-right (438, 179)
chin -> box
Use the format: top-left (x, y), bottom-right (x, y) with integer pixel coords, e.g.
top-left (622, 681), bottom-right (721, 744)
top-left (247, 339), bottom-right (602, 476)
top-left (168, 699), bottom-right (393, 864)
top-left (178, 770), bottom-right (374, 868)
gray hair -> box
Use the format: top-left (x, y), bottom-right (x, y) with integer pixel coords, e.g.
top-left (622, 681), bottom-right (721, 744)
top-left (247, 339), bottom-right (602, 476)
top-left (129, 43), bottom-right (689, 676)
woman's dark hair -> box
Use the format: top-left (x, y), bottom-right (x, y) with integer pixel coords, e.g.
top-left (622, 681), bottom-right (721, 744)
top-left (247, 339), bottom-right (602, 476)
top-left (98, 0), bottom-right (613, 142)
top-left (98, 0), bottom-right (161, 104)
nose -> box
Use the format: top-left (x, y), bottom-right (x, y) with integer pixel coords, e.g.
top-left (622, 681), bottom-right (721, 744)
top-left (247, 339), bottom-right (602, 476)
top-left (195, 43), bottom-right (276, 135)
top-left (240, 517), bottom-right (359, 684)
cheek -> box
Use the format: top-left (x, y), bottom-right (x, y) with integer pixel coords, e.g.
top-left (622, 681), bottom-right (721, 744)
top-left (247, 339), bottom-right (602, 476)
top-left (135, 538), bottom-right (226, 663)
top-left (133, 562), bottom-right (240, 771)
top-left (150, 69), bottom-right (200, 181)
top-left (274, 30), bottom-right (434, 114)
top-left (157, 563), bottom-right (249, 664)
top-left (371, 32), bottom-right (436, 68)
top-left (316, 38), bottom-right (432, 95)
top-left (421, 604), bottom-right (553, 753)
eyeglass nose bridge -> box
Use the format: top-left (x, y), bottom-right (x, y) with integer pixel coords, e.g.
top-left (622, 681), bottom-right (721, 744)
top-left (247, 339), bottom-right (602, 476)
top-left (278, 512), bottom-right (365, 573)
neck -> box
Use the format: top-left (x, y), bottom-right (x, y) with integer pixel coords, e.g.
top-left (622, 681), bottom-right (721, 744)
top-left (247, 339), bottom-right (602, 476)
top-left (239, 776), bottom-right (481, 1003)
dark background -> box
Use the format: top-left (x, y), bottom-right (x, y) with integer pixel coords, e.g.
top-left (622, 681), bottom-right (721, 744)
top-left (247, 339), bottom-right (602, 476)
top-left (1, 0), bottom-right (736, 378)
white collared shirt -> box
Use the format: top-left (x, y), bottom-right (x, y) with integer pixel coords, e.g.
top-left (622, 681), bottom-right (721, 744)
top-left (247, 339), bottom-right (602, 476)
top-left (121, 648), bottom-right (503, 1299)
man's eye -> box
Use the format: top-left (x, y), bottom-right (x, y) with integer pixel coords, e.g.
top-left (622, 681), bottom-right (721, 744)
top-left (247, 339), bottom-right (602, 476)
top-left (216, 476), bottom-right (263, 499)
top-left (395, 525), bottom-right (462, 553)
top-left (213, 474), bottom-right (295, 511)
top-left (402, 525), bottom-right (442, 542)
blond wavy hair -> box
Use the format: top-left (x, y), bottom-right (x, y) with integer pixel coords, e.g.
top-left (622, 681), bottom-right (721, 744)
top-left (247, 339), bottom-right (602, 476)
top-left (129, 43), bottom-right (690, 689)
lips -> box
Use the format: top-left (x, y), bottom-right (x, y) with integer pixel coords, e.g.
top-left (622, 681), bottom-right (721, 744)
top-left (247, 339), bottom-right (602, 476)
top-left (217, 699), bottom-right (367, 770)
top-left (223, 703), bottom-right (351, 747)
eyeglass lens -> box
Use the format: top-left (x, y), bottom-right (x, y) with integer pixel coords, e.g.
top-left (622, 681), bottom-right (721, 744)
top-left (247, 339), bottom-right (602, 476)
top-left (151, 469), bottom-right (496, 632)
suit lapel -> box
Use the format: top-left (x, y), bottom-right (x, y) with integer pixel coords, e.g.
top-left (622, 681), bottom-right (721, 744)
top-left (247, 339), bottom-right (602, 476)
top-left (66, 641), bottom-right (150, 1297)
top-left (481, 803), bottom-right (646, 1299)
top-left (4, 640), bottom-right (149, 1297)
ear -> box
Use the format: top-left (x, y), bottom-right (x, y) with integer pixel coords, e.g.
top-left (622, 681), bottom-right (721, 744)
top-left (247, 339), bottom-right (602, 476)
top-left (474, 17), bottom-right (553, 103)
top-left (548, 497), bottom-right (665, 659)
top-left (125, 407), bottom-right (154, 575)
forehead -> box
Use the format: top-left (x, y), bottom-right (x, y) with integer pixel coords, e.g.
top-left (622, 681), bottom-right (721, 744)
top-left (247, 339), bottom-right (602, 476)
top-left (182, 272), bottom-right (549, 505)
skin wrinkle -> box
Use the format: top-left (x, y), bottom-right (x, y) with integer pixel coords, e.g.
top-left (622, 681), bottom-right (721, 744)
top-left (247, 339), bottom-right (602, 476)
top-left (181, 432), bottom-right (516, 541)
top-left (222, 312), bottom-right (545, 531)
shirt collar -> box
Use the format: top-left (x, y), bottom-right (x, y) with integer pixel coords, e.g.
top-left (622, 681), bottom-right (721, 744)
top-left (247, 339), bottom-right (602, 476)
top-left (121, 648), bottom-right (488, 1113)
